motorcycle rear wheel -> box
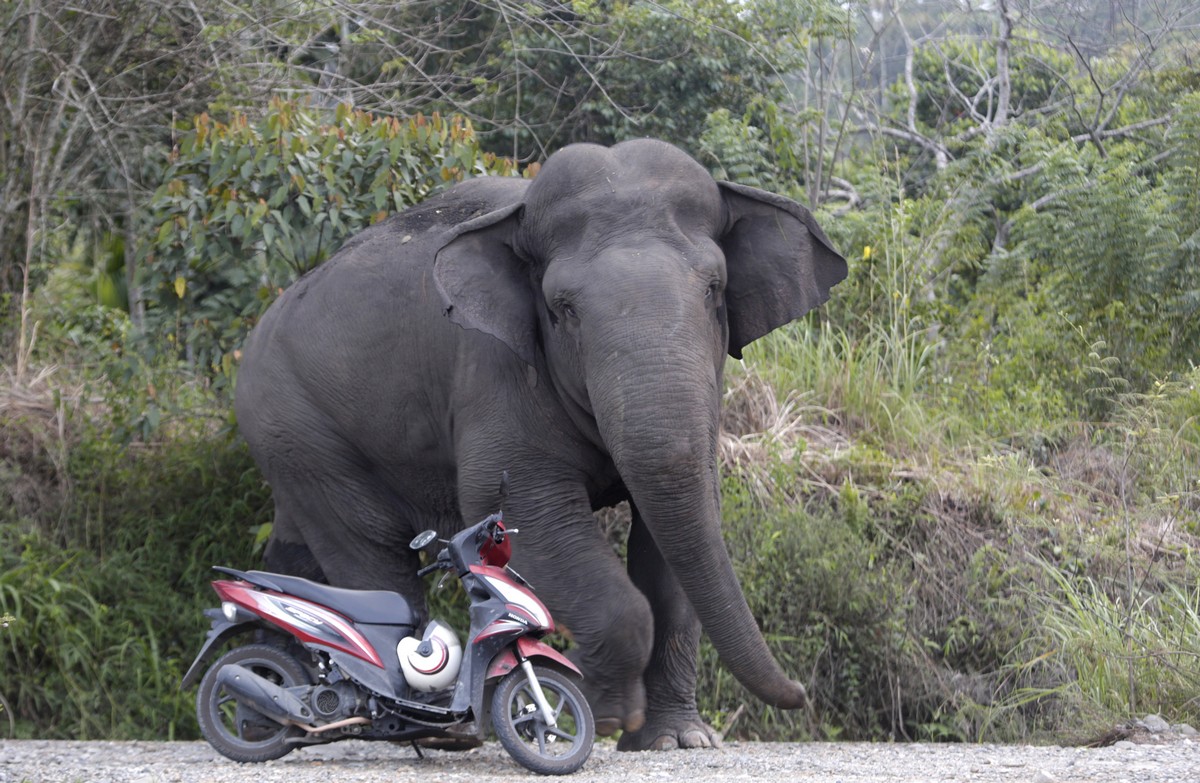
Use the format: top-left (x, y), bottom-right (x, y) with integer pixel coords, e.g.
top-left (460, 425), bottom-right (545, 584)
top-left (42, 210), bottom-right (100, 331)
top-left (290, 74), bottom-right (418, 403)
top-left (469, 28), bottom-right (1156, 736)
top-left (491, 664), bottom-right (594, 775)
top-left (196, 643), bottom-right (311, 763)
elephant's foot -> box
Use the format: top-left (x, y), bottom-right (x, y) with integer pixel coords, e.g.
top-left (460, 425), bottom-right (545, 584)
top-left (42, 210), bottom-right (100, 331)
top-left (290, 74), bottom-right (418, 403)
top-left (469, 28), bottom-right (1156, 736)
top-left (592, 696), bottom-right (646, 738)
top-left (616, 710), bottom-right (722, 751)
top-left (574, 662), bottom-right (646, 738)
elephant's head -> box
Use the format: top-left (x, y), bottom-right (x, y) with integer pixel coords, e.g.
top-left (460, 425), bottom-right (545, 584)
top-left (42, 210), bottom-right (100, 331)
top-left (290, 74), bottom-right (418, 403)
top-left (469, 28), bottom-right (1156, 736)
top-left (433, 139), bottom-right (847, 709)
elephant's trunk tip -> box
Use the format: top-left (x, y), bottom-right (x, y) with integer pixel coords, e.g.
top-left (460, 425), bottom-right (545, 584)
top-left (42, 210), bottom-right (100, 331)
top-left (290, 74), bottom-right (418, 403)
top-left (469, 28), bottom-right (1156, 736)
top-left (765, 680), bottom-right (808, 710)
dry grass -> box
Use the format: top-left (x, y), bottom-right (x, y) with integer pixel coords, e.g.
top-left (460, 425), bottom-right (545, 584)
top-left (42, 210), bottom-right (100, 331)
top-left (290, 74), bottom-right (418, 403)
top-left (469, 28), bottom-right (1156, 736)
top-left (0, 365), bottom-right (80, 530)
top-left (720, 365), bottom-right (851, 504)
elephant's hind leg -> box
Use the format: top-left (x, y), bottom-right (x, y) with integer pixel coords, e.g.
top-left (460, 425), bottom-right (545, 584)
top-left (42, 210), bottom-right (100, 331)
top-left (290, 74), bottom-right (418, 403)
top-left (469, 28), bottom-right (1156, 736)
top-left (260, 449), bottom-right (428, 605)
top-left (262, 527), bottom-right (326, 583)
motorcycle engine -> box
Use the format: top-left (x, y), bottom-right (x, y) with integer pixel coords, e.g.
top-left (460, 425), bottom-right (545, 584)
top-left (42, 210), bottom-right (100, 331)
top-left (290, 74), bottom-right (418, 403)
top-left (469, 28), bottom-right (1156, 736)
top-left (308, 681), bottom-right (363, 720)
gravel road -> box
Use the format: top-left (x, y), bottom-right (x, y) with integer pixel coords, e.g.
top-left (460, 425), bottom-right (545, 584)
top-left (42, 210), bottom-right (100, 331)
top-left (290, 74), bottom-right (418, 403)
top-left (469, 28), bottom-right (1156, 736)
top-left (2, 736), bottom-right (1196, 783)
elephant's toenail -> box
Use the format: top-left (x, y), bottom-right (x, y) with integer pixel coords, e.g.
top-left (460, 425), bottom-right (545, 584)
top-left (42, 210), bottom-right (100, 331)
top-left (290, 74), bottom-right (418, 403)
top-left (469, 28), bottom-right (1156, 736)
top-left (652, 735), bottom-right (680, 751)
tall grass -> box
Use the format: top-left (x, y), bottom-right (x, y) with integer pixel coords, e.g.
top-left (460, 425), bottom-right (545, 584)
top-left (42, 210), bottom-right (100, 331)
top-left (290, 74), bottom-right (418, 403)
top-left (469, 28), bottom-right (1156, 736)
top-left (709, 188), bottom-right (1200, 741)
top-left (1036, 565), bottom-right (1200, 724)
top-left (1, 360), bottom-right (271, 739)
top-left (745, 318), bottom-right (937, 451)
top-left (744, 186), bottom-right (959, 454)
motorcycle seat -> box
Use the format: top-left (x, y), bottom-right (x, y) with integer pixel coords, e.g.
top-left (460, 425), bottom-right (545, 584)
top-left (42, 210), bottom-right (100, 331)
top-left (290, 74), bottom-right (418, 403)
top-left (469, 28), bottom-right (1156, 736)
top-left (217, 567), bottom-right (419, 626)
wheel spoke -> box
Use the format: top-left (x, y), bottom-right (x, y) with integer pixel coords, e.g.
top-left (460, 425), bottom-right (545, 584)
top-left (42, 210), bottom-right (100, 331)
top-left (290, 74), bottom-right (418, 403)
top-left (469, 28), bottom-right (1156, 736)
top-left (511, 712), bottom-right (538, 729)
top-left (547, 725), bottom-right (577, 742)
top-left (540, 689), bottom-right (561, 719)
top-left (514, 683), bottom-right (579, 753)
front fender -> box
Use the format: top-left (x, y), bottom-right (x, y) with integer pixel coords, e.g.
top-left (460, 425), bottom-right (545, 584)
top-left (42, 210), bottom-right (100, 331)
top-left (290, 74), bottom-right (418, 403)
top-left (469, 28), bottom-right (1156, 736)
top-left (180, 609), bottom-right (258, 689)
top-left (485, 637), bottom-right (583, 681)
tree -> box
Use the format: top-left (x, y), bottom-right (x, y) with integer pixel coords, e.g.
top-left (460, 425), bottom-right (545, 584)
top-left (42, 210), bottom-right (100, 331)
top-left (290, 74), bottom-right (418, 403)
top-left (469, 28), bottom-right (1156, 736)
top-left (0, 0), bottom-right (245, 373)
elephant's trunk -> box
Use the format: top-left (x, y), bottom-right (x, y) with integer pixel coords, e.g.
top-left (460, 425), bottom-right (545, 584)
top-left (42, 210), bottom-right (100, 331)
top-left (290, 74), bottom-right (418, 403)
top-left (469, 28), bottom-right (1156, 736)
top-left (592, 354), bottom-right (807, 710)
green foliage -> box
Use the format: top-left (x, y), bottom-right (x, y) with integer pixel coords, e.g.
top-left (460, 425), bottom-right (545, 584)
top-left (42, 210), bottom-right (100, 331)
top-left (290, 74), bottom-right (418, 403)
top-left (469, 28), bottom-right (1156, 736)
top-left (1035, 566), bottom-right (1200, 725)
top-left (466, 0), bottom-right (814, 157)
top-left (701, 444), bottom-right (1073, 742)
top-left (1006, 150), bottom-right (1185, 391)
top-left (140, 100), bottom-right (517, 377)
top-left (702, 364), bottom-right (1199, 742)
top-left (699, 108), bottom-right (776, 189)
top-left (1, 363), bottom-right (271, 738)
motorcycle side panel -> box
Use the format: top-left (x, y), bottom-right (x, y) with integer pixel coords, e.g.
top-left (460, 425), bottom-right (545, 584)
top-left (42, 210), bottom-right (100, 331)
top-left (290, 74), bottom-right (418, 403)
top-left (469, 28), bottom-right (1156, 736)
top-left (214, 580), bottom-right (390, 668)
top-left (340, 623), bottom-right (418, 701)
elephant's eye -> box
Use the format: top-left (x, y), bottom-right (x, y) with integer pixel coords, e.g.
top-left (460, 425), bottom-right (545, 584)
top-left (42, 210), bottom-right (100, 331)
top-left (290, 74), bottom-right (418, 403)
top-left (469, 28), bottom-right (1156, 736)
top-left (553, 297), bottom-right (578, 322)
top-left (705, 281), bottom-right (721, 301)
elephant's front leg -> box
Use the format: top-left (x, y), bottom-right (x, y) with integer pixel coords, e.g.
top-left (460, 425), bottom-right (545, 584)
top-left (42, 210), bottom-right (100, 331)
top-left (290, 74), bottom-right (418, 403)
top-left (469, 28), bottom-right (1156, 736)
top-left (459, 469), bottom-right (654, 737)
top-left (617, 507), bottom-right (723, 750)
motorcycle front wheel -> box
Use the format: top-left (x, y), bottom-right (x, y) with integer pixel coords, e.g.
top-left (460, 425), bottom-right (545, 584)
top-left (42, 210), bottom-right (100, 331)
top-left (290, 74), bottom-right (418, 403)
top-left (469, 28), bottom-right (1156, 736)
top-left (196, 643), bottom-right (311, 763)
top-left (491, 664), bottom-right (594, 775)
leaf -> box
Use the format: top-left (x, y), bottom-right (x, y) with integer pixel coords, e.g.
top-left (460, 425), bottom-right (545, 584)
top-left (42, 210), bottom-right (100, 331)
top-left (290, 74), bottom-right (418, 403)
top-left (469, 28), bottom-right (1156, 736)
top-left (173, 276), bottom-right (187, 299)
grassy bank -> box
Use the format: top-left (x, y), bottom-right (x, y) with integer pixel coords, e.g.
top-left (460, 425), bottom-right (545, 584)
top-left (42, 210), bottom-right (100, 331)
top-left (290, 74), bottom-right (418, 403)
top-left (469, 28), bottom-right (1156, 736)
top-left (696, 325), bottom-right (1199, 742)
top-left (2, 324), bottom-right (1195, 741)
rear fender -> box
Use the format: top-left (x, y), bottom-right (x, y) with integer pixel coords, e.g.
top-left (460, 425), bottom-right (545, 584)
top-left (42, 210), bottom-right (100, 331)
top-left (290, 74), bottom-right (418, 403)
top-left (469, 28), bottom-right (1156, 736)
top-left (180, 609), bottom-right (259, 689)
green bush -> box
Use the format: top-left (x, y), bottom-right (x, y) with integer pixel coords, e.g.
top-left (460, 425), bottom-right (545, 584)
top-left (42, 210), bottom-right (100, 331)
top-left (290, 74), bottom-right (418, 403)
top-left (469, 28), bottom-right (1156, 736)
top-left (698, 356), bottom-right (1199, 743)
top-left (140, 100), bottom-right (519, 378)
top-left (0, 421), bottom-right (268, 739)
top-left (699, 447), bottom-right (1067, 743)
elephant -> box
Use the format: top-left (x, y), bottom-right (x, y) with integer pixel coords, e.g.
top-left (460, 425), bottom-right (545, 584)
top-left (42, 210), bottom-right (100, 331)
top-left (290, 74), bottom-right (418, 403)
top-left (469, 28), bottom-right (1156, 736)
top-left (234, 138), bottom-right (847, 751)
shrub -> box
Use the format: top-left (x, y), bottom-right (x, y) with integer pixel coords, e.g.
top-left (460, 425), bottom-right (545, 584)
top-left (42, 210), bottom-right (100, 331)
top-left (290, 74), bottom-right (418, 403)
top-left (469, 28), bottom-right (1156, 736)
top-left (0, 364), bottom-right (269, 739)
top-left (140, 100), bottom-right (519, 378)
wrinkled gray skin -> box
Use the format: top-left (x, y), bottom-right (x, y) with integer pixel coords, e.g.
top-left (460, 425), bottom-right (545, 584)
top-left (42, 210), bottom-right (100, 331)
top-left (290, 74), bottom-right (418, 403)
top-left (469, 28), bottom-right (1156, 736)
top-left (235, 139), bottom-right (847, 751)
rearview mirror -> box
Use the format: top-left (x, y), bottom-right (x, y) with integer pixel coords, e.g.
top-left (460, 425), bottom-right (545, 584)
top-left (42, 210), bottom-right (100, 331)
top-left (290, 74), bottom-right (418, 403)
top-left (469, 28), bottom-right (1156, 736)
top-left (410, 530), bottom-right (438, 550)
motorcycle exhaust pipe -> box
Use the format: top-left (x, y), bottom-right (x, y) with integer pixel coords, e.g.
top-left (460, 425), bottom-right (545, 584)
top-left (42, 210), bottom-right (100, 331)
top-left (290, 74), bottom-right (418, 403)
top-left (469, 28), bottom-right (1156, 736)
top-left (215, 664), bottom-right (315, 726)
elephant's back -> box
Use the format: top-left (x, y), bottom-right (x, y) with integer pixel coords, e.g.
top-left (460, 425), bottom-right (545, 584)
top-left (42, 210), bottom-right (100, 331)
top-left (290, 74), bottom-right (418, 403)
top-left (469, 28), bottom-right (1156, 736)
top-left (242, 175), bottom-right (527, 360)
top-left (338, 175), bottom-right (527, 258)
top-left (236, 175), bottom-right (528, 443)
top-left (277, 174), bottom-right (527, 309)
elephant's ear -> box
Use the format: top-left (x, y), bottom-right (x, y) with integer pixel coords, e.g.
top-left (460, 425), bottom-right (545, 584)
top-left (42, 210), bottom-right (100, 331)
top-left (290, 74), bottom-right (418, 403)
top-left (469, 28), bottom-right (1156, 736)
top-left (433, 203), bottom-right (537, 366)
top-left (719, 181), bottom-right (848, 359)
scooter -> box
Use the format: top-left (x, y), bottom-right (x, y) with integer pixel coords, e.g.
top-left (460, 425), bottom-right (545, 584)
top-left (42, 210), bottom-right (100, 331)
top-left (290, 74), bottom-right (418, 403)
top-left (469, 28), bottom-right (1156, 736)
top-left (181, 507), bottom-right (594, 775)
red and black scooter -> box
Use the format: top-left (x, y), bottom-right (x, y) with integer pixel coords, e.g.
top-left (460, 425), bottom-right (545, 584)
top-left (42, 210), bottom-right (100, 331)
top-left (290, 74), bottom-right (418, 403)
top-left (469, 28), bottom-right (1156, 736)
top-left (181, 502), bottom-right (594, 775)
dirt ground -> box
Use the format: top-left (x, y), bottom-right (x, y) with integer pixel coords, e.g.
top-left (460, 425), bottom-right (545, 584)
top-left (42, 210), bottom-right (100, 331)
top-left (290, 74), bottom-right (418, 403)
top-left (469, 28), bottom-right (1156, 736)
top-left (2, 736), bottom-right (1196, 783)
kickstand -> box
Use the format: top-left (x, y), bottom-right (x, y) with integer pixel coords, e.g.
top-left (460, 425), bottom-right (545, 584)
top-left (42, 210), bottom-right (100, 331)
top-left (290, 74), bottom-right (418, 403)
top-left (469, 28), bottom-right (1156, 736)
top-left (411, 741), bottom-right (425, 759)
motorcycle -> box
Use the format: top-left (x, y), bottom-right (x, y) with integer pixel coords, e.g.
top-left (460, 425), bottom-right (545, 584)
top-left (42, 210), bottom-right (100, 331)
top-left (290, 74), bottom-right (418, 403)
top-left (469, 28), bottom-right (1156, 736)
top-left (181, 507), bottom-right (595, 775)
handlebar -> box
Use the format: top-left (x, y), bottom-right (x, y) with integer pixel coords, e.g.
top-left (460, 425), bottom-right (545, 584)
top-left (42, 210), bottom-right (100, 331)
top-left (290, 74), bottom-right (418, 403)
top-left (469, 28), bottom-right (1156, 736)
top-left (417, 560), bottom-right (451, 578)
top-left (416, 511), bottom-right (512, 580)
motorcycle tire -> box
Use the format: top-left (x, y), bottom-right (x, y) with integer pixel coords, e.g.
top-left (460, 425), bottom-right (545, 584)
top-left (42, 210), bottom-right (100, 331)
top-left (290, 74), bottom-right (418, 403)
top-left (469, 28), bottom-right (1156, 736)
top-left (491, 664), bottom-right (594, 775)
top-left (196, 643), bottom-right (311, 763)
